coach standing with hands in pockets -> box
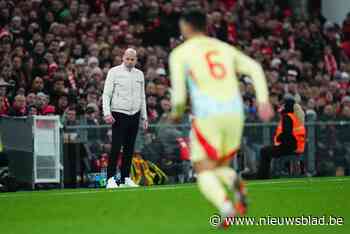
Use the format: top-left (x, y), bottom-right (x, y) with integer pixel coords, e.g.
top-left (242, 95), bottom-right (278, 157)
top-left (103, 48), bottom-right (148, 189)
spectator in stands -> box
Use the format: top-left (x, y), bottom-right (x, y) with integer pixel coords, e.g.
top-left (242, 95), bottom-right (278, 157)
top-left (147, 95), bottom-right (159, 123)
top-left (36, 92), bottom-right (55, 115)
top-left (8, 94), bottom-right (27, 116)
top-left (158, 98), bottom-right (172, 118)
top-left (31, 77), bottom-right (45, 94)
top-left (0, 80), bottom-right (10, 115)
top-left (26, 92), bottom-right (36, 106)
top-left (42, 105), bottom-right (56, 116)
top-left (85, 103), bottom-right (100, 140)
top-left (342, 12), bottom-right (350, 41)
top-left (319, 104), bottom-right (336, 121)
top-left (324, 46), bottom-right (338, 77)
top-left (0, 96), bottom-right (7, 116)
top-left (28, 105), bottom-right (38, 116)
top-left (340, 105), bottom-right (350, 120)
top-left (56, 94), bottom-right (69, 115)
top-left (65, 107), bottom-right (77, 123)
top-left (86, 91), bottom-right (99, 105)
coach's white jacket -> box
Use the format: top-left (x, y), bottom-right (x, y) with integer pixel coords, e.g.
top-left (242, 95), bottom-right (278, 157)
top-left (102, 64), bottom-right (147, 121)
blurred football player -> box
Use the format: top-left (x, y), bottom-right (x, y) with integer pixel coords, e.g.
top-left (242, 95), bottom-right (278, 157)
top-left (169, 10), bottom-right (273, 228)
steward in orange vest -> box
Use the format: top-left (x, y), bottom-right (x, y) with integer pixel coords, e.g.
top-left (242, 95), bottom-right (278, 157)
top-left (257, 97), bottom-right (306, 179)
top-left (274, 112), bottom-right (306, 154)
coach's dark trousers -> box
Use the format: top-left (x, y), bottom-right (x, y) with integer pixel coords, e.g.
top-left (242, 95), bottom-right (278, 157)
top-left (108, 111), bottom-right (140, 183)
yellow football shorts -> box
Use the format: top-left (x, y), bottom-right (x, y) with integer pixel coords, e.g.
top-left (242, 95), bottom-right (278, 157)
top-left (190, 114), bottom-right (244, 163)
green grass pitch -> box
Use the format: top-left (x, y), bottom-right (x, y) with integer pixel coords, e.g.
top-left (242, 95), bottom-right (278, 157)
top-left (0, 177), bottom-right (349, 234)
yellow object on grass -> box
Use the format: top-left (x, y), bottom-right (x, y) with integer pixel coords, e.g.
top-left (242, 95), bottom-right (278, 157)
top-left (131, 153), bottom-right (168, 186)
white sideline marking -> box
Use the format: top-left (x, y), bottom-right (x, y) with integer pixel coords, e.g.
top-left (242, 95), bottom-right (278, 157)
top-left (0, 177), bottom-right (349, 198)
top-left (247, 177), bottom-right (350, 186)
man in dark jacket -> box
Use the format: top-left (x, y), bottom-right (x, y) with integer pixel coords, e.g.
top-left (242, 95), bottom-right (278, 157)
top-left (8, 94), bottom-right (27, 116)
top-left (257, 97), bottom-right (306, 179)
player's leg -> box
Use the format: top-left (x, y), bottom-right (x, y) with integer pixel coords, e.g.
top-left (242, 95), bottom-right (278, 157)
top-left (194, 160), bottom-right (235, 223)
top-left (214, 163), bottom-right (237, 189)
top-left (195, 161), bottom-right (241, 229)
top-left (216, 160), bottom-right (247, 215)
top-left (215, 114), bottom-right (247, 215)
top-left (214, 114), bottom-right (243, 190)
top-left (191, 119), bottom-right (234, 217)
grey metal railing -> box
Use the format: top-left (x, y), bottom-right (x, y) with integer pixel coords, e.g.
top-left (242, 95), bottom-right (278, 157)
top-left (62, 118), bottom-right (350, 179)
top-left (2, 116), bottom-right (349, 188)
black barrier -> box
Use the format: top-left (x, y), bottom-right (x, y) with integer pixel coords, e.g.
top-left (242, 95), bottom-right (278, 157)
top-left (62, 120), bottom-right (350, 186)
top-left (2, 116), bottom-right (350, 188)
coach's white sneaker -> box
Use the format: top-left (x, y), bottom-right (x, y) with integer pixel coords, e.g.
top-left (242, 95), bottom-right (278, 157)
top-left (122, 177), bottom-right (139, 187)
top-left (106, 177), bottom-right (119, 189)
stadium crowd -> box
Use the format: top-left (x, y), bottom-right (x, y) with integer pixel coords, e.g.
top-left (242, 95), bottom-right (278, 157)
top-left (0, 0), bottom-right (350, 122)
top-left (1, 0), bottom-right (350, 179)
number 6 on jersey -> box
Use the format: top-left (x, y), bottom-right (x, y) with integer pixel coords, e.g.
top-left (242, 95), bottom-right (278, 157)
top-left (205, 50), bottom-right (227, 80)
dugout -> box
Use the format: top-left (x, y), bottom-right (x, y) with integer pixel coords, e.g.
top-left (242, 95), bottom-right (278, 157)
top-left (0, 116), bottom-right (63, 189)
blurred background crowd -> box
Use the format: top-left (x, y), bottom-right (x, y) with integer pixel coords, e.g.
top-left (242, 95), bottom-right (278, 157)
top-left (1, 0), bottom-right (350, 180)
top-left (1, 0), bottom-right (350, 122)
